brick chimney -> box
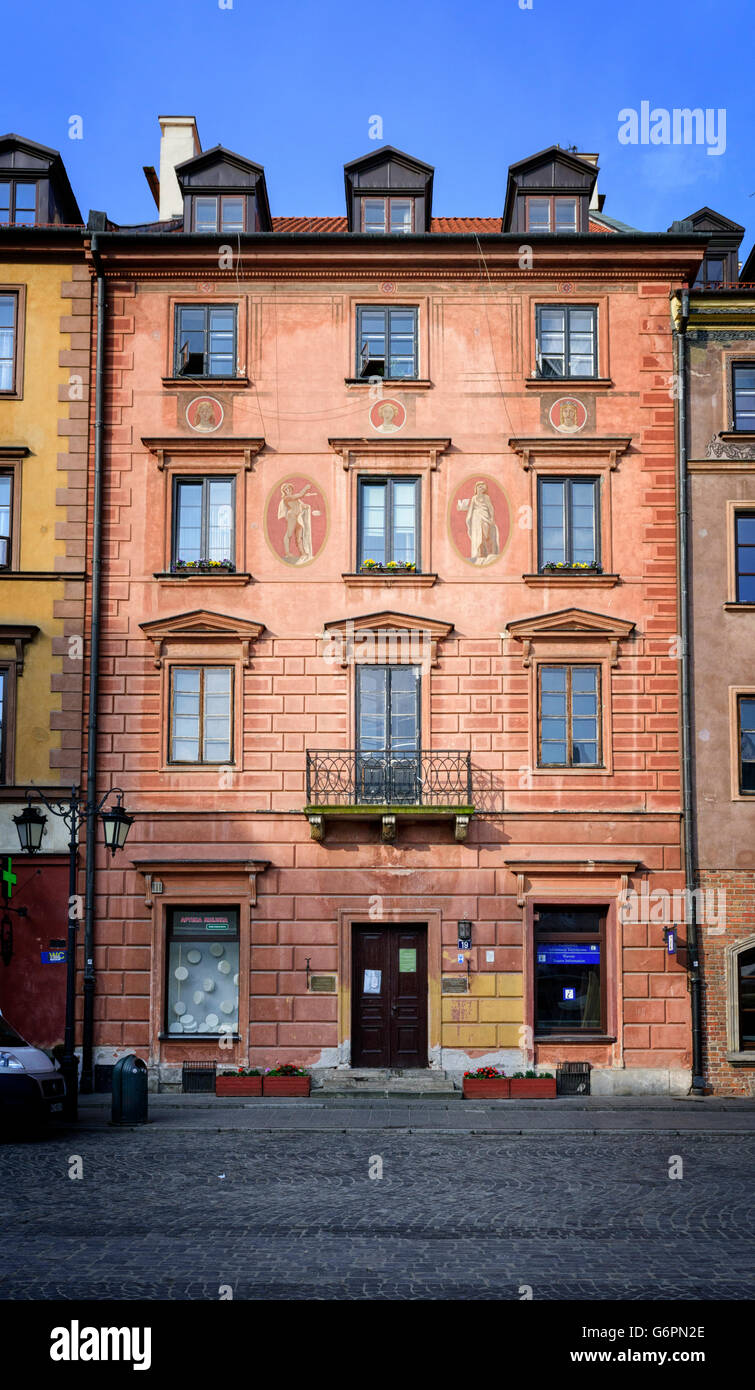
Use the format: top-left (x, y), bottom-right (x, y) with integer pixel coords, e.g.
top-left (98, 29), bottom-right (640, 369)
top-left (157, 116), bottom-right (201, 221)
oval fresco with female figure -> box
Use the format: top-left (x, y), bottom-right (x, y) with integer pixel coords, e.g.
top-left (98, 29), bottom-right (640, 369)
top-left (448, 474), bottom-right (511, 567)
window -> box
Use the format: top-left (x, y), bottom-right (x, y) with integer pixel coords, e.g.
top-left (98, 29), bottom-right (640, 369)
top-left (0, 473), bottom-right (12, 567)
top-left (173, 477), bottom-right (235, 567)
top-left (538, 665), bottom-right (600, 766)
top-left (738, 696), bottom-right (755, 794)
top-left (165, 907), bottom-right (239, 1037)
top-left (357, 306), bottom-right (418, 379)
top-left (526, 196), bottom-right (578, 233)
top-left (538, 476), bottom-right (599, 568)
top-left (536, 305), bottom-right (597, 377)
top-left (0, 667), bottom-right (7, 783)
top-left (193, 196), bottom-right (245, 233)
top-left (0, 295), bottom-right (17, 392)
top-left (361, 197), bottom-right (413, 234)
top-left (0, 181), bottom-right (37, 226)
top-left (535, 907), bottom-right (605, 1035)
top-left (174, 304), bottom-right (237, 377)
top-left (735, 511), bottom-right (755, 601)
top-left (694, 256), bottom-right (726, 288)
top-left (738, 947), bottom-right (755, 1050)
top-left (357, 477), bottom-right (419, 569)
top-left (356, 664), bottom-right (420, 803)
top-left (169, 666), bottom-right (233, 763)
top-left (733, 364), bottom-right (755, 431)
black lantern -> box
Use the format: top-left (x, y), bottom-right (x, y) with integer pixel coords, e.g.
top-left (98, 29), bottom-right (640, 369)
top-left (100, 794), bottom-right (134, 857)
top-left (12, 804), bottom-right (47, 854)
top-left (457, 919), bottom-right (473, 949)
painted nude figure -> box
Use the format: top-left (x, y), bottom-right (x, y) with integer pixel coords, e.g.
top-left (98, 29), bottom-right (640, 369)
top-left (277, 482), bottom-right (318, 564)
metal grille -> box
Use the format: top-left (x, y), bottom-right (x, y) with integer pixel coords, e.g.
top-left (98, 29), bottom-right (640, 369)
top-left (306, 749), bottom-right (473, 807)
top-left (557, 1062), bottom-right (591, 1095)
top-left (182, 1061), bottom-right (217, 1093)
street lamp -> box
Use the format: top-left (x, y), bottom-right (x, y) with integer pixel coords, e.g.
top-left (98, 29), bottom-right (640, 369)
top-left (12, 785), bottom-right (134, 1120)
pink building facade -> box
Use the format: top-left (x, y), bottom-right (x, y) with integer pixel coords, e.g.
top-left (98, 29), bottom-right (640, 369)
top-left (86, 134), bottom-right (705, 1092)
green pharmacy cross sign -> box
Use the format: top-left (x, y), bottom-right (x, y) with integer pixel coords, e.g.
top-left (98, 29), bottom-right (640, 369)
top-left (1, 857), bottom-right (16, 900)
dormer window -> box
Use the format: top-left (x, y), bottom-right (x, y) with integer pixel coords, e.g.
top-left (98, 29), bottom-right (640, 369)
top-left (694, 256), bottom-right (725, 289)
top-left (0, 181), bottom-right (37, 226)
top-left (361, 197), bottom-right (414, 234)
top-left (526, 195), bottom-right (578, 233)
top-left (194, 195), bottom-right (245, 233)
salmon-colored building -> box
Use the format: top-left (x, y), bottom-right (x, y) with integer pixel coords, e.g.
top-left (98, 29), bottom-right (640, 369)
top-left (86, 125), bottom-right (707, 1093)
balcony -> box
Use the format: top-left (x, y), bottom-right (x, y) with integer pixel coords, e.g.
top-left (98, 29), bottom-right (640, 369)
top-left (305, 749), bottom-right (475, 842)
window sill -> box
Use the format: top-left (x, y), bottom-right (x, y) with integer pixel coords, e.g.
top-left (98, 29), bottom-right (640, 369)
top-left (725, 1051), bottom-right (755, 1065)
top-left (523, 572), bottom-right (619, 588)
top-left (524, 377), bottom-right (612, 389)
top-left (719, 431), bottom-right (755, 443)
top-left (533, 765), bottom-right (606, 775)
top-left (161, 376), bottom-right (250, 389)
top-left (535, 1034), bottom-right (616, 1044)
top-left (344, 378), bottom-right (433, 390)
top-left (342, 571), bottom-right (437, 587)
top-left (154, 571), bottom-right (252, 586)
top-left (159, 1033), bottom-right (241, 1043)
top-left (723, 602), bottom-right (755, 611)
top-left (0, 569), bottom-right (87, 581)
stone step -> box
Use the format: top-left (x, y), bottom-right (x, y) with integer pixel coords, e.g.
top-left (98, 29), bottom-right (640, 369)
top-left (316, 1068), bottom-right (457, 1095)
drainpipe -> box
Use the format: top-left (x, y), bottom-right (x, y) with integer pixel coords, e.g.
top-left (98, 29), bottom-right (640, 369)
top-left (80, 232), bottom-right (105, 1094)
top-left (674, 285), bottom-right (705, 1094)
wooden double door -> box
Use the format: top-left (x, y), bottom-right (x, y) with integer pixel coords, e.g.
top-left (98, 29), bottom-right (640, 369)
top-left (352, 924), bottom-right (428, 1068)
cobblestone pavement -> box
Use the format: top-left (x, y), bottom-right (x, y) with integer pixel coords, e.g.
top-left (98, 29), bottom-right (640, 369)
top-left (2, 1126), bottom-right (753, 1300)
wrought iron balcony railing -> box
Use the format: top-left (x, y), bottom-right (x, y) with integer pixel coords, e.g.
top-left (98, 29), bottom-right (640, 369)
top-left (306, 749), bottom-right (473, 809)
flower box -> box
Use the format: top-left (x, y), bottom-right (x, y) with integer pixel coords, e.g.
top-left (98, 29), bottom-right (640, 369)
top-left (462, 1077), bottom-right (511, 1099)
top-left (509, 1077), bottom-right (557, 1099)
top-left (215, 1075), bottom-right (262, 1097)
top-left (263, 1075), bottom-right (311, 1097)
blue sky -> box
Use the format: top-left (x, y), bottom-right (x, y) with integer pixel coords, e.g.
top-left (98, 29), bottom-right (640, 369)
top-left (1, 0), bottom-right (752, 252)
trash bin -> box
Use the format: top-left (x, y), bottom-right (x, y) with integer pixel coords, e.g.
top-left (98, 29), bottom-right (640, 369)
top-left (111, 1054), bottom-right (149, 1125)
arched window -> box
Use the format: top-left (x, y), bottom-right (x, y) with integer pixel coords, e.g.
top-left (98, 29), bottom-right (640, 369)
top-left (738, 947), bottom-right (755, 1052)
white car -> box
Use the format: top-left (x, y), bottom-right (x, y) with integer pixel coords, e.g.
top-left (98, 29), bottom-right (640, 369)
top-left (0, 1009), bottom-right (66, 1131)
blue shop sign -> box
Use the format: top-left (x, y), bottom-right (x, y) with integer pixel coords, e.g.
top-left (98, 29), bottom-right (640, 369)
top-left (537, 943), bottom-right (600, 965)
top-left (41, 949), bottom-right (68, 964)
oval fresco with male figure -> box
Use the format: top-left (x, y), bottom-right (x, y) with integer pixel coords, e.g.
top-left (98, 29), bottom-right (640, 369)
top-left (448, 474), bottom-right (511, 567)
top-left (264, 475), bottom-right (328, 567)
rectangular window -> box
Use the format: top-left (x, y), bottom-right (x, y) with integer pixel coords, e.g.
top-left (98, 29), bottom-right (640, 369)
top-left (0, 294), bottom-right (17, 392)
top-left (173, 477), bottom-right (235, 567)
top-left (526, 196), bottom-right (578, 233)
top-left (538, 476), bottom-right (599, 568)
top-left (0, 668), bottom-right (6, 783)
top-left (357, 305), bottom-right (418, 379)
top-left (0, 473), bottom-right (12, 567)
top-left (535, 907), bottom-right (605, 1035)
top-left (361, 197), bottom-right (413, 234)
top-left (694, 256), bottom-right (726, 288)
top-left (170, 666), bottom-right (233, 764)
top-left (356, 664), bottom-right (420, 803)
top-left (733, 364), bottom-right (755, 431)
top-left (175, 304), bottom-right (237, 377)
top-left (739, 696), bottom-right (755, 794)
top-left (536, 305), bottom-right (597, 377)
top-left (0, 181), bottom-right (37, 226)
top-left (735, 511), bottom-right (755, 602)
top-left (538, 665), bottom-right (600, 767)
top-left (166, 907), bottom-right (239, 1037)
top-left (357, 477), bottom-right (419, 569)
top-left (194, 196), bottom-right (245, 233)
top-left (738, 948), bottom-right (755, 1050)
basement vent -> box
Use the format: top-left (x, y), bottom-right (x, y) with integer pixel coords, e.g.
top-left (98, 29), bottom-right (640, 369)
top-left (309, 974), bottom-right (337, 993)
top-left (442, 975), bottom-right (468, 994)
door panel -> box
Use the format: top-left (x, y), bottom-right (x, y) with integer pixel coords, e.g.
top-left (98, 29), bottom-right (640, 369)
top-left (352, 925), bottom-right (427, 1067)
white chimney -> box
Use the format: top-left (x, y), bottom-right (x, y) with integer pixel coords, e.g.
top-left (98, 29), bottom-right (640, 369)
top-left (157, 116), bottom-right (201, 221)
top-left (576, 152), bottom-right (601, 211)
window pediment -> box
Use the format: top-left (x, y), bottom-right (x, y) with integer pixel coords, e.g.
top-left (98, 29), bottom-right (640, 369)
top-left (140, 609), bottom-right (264, 667)
top-left (322, 609), bottom-right (453, 667)
top-left (505, 606), bottom-right (635, 667)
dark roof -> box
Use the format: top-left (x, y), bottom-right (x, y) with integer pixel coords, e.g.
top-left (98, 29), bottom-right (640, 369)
top-left (343, 144), bottom-right (434, 176)
top-left (0, 132), bottom-right (83, 224)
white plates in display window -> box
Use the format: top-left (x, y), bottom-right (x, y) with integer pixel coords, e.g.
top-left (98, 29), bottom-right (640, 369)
top-left (209, 944), bottom-right (225, 958)
top-left (174, 965), bottom-right (188, 981)
top-left (233, 973), bottom-right (239, 986)
top-left (193, 990), bottom-right (204, 1005)
top-left (203, 979), bottom-right (215, 993)
top-left (169, 1021), bottom-right (183, 1033)
top-left (204, 1013), bottom-right (219, 1029)
top-left (174, 1001), bottom-right (186, 1016)
top-left (220, 1000), bottom-right (235, 1014)
top-left (181, 1015), bottom-right (196, 1030)
top-left (186, 949), bottom-right (202, 965)
top-left (218, 960), bottom-right (231, 975)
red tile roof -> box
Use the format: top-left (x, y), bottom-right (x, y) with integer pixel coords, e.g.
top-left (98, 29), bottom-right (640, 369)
top-left (266, 214), bottom-right (618, 235)
top-left (272, 215), bottom-right (347, 232)
top-left (430, 217), bottom-right (502, 233)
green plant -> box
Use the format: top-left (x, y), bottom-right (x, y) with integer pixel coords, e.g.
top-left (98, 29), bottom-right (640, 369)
top-left (463, 1066), bottom-right (504, 1079)
top-left (542, 560), bottom-right (602, 574)
top-left (513, 1070), bottom-right (553, 1079)
top-left (221, 1067), bottom-right (260, 1077)
top-left (266, 1062), bottom-right (309, 1076)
